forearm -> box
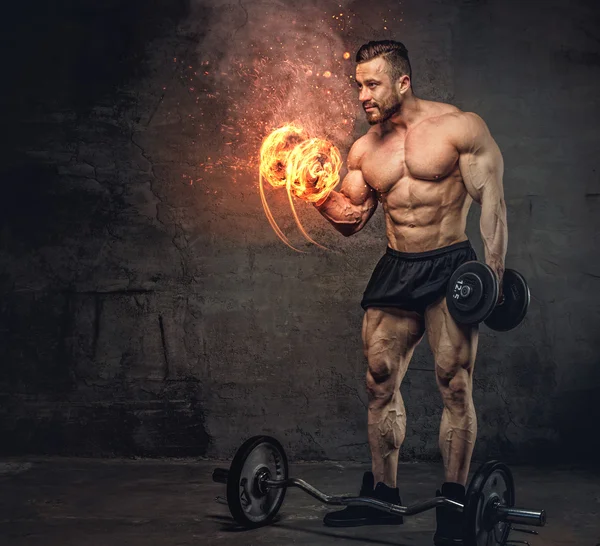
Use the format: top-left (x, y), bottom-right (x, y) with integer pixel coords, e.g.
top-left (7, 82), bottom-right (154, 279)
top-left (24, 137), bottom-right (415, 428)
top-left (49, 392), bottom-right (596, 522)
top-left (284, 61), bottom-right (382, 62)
top-left (457, 112), bottom-right (508, 278)
top-left (314, 190), bottom-right (375, 237)
top-left (480, 196), bottom-right (508, 277)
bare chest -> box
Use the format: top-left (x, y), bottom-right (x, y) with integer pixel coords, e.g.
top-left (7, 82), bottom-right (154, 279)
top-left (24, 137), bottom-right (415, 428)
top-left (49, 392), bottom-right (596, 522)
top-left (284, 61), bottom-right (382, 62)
top-left (361, 124), bottom-right (460, 194)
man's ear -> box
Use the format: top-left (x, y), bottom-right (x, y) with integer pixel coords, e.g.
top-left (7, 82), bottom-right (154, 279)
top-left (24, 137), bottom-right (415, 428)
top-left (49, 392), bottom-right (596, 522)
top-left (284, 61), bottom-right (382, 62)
top-left (397, 75), bottom-right (411, 95)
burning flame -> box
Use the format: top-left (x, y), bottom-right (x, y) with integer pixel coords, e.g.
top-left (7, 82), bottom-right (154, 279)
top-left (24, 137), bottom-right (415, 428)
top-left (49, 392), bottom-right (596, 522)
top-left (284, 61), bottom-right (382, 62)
top-left (286, 137), bottom-right (342, 202)
top-left (259, 124), bottom-right (341, 252)
top-left (259, 124), bottom-right (308, 188)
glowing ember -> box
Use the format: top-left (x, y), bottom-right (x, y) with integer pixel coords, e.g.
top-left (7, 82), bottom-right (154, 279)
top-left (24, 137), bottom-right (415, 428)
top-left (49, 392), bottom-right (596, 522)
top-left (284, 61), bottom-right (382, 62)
top-left (259, 124), bottom-right (341, 252)
top-left (343, 51), bottom-right (350, 60)
top-left (323, 70), bottom-right (332, 78)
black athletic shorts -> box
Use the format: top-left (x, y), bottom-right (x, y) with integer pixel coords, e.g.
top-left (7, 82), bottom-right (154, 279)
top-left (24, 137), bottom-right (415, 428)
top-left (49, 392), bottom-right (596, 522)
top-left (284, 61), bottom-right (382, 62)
top-left (360, 240), bottom-right (478, 313)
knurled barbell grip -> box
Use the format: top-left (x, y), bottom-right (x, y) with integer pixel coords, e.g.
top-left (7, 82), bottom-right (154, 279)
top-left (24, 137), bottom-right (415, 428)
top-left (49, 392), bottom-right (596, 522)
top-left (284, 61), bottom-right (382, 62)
top-left (212, 468), bottom-right (229, 484)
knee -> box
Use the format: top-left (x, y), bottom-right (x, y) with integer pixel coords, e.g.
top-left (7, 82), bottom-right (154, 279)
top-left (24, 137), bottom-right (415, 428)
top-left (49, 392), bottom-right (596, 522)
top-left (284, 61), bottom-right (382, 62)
top-left (366, 357), bottom-right (395, 402)
top-left (436, 365), bottom-right (472, 409)
top-left (435, 344), bottom-right (471, 384)
top-left (368, 355), bottom-right (393, 382)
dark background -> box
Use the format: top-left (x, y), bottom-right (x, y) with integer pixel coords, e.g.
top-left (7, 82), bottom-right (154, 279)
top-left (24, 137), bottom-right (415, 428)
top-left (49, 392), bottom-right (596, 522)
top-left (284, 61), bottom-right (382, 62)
top-left (1, 0), bottom-right (598, 463)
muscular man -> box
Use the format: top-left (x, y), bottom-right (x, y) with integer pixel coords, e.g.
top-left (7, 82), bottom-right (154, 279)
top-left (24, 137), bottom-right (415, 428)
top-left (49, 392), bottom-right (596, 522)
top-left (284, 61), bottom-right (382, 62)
top-left (313, 41), bottom-right (507, 545)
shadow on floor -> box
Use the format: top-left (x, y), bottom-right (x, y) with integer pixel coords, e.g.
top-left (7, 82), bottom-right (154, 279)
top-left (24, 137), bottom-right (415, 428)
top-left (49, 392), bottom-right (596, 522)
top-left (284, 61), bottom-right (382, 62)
top-left (207, 513), bottom-right (414, 546)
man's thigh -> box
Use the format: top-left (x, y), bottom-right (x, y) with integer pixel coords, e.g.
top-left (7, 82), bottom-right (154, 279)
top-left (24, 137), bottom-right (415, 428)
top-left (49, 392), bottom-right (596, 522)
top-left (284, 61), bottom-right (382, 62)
top-left (362, 307), bottom-right (426, 374)
top-left (424, 296), bottom-right (479, 375)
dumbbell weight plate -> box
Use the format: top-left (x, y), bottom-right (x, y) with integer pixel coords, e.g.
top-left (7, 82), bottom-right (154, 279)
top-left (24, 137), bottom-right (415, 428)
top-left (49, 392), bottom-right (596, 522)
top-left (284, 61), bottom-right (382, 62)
top-left (463, 460), bottom-right (515, 546)
top-left (226, 435), bottom-right (288, 528)
top-left (484, 269), bottom-right (530, 332)
top-left (446, 261), bottom-right (499, 325)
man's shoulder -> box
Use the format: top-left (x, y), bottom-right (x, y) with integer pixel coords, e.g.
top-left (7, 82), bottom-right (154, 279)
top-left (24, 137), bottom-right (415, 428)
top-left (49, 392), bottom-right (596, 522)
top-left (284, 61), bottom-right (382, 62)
top-left (413, 98), bottom-right (456, 119)
top-left (420, 105), bottom-right (489, 145)
top-left (347, 131), bottom-right (378, 166)
top-left (419, 101), bottom-right (478, 126)
top-left (432, 108), bottom-right (486, 131)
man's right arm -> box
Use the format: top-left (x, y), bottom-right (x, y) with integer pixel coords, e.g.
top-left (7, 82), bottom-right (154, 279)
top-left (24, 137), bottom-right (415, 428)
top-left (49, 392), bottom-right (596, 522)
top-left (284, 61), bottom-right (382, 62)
top-left (313, 141), bottom-right (378, 237)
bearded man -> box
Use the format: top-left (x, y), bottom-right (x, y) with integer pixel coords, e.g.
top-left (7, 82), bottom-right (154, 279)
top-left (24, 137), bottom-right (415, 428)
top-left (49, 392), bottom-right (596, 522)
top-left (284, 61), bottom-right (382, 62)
top-left (313, 40), bottom-right (507, 546)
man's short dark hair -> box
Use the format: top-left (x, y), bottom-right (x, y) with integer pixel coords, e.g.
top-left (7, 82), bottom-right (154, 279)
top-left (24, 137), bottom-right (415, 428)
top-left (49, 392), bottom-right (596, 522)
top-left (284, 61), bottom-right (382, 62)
top-left (355, 40), bottom-right (412, 83)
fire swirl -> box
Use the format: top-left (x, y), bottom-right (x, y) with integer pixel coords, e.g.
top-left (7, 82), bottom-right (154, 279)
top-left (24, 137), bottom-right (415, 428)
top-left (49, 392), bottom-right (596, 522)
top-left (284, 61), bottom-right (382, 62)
top-left (259, 124), bottom-right (341, 252)
top-left (259, 124), bottom-right (308, 189)
top-left (286, 138), bottom-right (342, 203)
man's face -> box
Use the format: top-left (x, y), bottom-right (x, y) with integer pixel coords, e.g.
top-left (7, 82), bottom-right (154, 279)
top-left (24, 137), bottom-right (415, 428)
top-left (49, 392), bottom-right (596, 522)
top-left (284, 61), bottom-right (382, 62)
top-left (355, 57), bottom-right (402, 125)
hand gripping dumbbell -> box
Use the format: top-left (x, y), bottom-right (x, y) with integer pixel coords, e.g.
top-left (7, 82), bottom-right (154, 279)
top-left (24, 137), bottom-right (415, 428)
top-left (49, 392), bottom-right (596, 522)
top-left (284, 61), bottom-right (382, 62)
top-left (446, 262), bottom-right (530, 331)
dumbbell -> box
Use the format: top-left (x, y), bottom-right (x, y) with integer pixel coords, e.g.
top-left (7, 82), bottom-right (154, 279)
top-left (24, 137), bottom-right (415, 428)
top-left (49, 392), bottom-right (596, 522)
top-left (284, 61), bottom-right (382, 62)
top-left (213, 436), bottom-right (546, 546)
top-left (446, 262), bottom-right (530, 331)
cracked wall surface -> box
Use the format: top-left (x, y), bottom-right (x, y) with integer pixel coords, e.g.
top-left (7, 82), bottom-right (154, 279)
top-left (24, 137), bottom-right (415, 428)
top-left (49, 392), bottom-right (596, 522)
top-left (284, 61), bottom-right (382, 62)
top-left (0, 0), bottom-right (599, 462)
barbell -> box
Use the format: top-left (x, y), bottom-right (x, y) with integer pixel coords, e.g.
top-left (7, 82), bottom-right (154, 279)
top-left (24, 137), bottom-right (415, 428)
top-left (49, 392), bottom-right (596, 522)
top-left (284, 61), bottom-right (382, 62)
top-left (446, 262), bottom-right (531, 331)
top-left (212, 435), bottom-right (546, 546)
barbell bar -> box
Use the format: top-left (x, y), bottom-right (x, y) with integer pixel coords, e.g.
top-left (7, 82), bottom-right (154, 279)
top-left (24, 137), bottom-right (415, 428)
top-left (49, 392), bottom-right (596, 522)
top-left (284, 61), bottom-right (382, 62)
top-left (213, 436), bottom-right (546, 546)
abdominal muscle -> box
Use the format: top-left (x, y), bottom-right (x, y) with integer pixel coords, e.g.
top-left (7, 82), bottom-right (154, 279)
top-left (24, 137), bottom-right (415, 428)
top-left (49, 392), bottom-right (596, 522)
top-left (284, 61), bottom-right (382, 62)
top-left (379, 169), bottom-right (473, 253)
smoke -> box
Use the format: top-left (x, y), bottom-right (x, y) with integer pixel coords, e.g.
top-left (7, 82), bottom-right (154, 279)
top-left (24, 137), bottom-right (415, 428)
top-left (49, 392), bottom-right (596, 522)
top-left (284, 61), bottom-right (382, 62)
top-left (191, 0), bottom-right (359, 175)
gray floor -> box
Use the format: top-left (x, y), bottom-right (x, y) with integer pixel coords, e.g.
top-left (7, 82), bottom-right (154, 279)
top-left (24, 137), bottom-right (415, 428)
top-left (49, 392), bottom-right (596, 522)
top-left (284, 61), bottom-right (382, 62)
top-left (0, 457), bottom-right (598, 545)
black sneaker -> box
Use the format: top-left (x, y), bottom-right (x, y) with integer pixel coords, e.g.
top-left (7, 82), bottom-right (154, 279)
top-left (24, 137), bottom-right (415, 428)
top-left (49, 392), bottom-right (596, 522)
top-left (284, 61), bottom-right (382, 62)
top-left (434, 482), bottom-right (466, 545)
top-left (323, 472), bottom-right (404, 527)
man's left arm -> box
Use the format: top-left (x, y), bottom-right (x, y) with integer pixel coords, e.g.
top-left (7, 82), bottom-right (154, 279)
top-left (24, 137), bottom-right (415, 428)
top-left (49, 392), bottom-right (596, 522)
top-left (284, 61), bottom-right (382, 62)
top-left (455, 112), bottom-right (508, 296)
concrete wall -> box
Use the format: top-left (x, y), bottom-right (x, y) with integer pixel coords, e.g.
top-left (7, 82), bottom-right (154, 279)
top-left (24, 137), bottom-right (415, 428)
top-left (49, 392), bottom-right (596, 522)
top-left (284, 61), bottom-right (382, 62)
top-left (1, 0), bottom-right (598, 462)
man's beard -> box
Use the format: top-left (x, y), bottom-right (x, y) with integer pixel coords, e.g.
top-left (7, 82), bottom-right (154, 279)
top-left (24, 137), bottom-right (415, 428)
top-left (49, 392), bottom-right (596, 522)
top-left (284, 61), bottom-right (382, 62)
top-left (365, 95), bottom-right (402, 125)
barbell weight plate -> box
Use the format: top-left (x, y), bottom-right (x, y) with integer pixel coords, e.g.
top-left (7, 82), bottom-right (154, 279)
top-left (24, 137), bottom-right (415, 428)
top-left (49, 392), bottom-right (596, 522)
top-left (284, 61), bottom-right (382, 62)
top-left (446, 261), bottom-right (499, 325)
top-left (483, 269), bottom-right (531, 332)
top-left (463, 460), bottom-right (516, 546)
top-left (225, 435), bottom-right (288, 528)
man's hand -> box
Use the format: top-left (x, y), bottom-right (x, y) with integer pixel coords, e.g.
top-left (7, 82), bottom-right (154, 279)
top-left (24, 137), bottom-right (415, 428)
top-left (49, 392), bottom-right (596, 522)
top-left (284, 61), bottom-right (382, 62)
top-left (286, 138), bottom-right (341, 205)
top-left (489, 262), bottom-right (505, 305)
